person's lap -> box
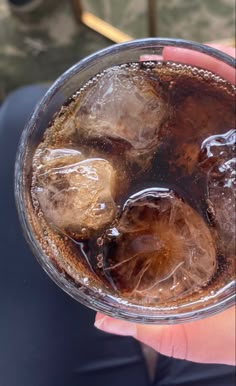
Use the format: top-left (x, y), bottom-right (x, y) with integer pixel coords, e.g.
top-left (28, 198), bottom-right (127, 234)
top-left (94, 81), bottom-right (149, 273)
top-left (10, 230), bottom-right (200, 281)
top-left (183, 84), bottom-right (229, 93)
top-left (153, 354), bottom-right (236, 386)
top-left (0, 86), bottom-right (235, 386)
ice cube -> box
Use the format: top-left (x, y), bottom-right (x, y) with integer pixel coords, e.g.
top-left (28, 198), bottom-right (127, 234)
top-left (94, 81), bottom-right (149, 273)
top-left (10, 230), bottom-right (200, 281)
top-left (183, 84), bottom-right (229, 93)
top-left (33, 149), bottom-right (117, 238)
top-left (75, 66), bottom-right (168, 153)
top-left (36, 147), bottom-right (84, 167)
top-left (199, 129), bottom-right (236, 257)
top-left (101, 188), bottom-right (216, 303)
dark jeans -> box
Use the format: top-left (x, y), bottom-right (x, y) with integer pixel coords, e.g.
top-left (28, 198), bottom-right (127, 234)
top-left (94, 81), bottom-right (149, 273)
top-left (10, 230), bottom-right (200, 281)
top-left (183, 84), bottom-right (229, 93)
top-left (0, 86), bottom-right (235, 386)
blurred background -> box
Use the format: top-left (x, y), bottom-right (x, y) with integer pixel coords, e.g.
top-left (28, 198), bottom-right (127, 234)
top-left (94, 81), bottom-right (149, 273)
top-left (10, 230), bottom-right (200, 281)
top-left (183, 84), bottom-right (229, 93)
top-left (0, 0), bottom-right (235, 102)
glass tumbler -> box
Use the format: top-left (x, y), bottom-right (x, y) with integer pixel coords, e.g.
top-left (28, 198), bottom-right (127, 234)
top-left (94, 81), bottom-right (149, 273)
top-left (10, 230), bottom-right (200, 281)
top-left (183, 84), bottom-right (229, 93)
top-left (15, 38), bottom-right (236, 324)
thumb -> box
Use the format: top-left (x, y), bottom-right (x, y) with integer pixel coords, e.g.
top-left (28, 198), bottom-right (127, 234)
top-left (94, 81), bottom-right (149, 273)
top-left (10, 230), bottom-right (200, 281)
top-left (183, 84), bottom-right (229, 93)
top-left (94, 307), bottom-right (235, 365)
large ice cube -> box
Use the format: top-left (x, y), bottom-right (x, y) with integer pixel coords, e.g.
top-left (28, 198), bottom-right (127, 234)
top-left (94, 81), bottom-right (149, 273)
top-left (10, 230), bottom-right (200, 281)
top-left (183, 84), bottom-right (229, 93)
top-left (75, 66), bottom-right (168, 153)
top-left (199, 129), bottom-right (236, 257)
top-left (101, 188), bottom-right (216, 303)
top-left (33, 148), bottom-right (117, 238)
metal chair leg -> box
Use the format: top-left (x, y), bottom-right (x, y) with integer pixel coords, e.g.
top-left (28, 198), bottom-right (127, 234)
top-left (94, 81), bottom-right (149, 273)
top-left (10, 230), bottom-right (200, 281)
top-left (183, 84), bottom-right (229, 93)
top-left (72, 0), bottom-right (133, 43)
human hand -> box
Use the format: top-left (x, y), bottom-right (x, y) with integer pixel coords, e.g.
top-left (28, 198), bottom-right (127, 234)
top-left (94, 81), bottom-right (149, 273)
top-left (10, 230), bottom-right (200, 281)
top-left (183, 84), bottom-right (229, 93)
top-left (163, 43), bottom-right (235, 84)
top-left (94, 44), bottom-right (236, 366)
top-left (140, 43), bottom-right (235, 83)
top-left (95, 306), bottom-right (235, 365)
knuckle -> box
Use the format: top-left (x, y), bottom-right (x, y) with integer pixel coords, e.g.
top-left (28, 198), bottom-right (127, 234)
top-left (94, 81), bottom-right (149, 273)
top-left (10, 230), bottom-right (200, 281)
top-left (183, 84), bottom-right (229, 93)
top-left (159, 325), bottom-right (188, 360)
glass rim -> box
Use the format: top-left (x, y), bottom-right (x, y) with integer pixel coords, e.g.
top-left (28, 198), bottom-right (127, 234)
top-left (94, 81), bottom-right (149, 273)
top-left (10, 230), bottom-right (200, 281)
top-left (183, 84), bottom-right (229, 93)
top-left (15, 38), bottom-right (236, 324)
top-left (27, 37), bottom-right (235, 136)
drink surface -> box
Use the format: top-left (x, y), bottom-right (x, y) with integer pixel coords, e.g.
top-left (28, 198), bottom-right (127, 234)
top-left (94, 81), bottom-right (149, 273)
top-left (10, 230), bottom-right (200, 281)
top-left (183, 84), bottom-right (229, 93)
top-left (30, 62), bottom-right (235, 306)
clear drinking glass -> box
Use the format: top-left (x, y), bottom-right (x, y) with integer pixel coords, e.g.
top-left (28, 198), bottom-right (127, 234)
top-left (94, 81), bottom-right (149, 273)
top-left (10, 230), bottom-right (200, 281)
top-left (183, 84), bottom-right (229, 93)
top-left (15, 38), bottom-right (235, 324)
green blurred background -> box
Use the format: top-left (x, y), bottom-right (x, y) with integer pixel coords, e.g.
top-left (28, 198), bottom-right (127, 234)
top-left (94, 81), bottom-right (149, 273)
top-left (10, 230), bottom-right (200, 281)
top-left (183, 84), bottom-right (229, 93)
top-left (0, 0), bottom-right (235, 101)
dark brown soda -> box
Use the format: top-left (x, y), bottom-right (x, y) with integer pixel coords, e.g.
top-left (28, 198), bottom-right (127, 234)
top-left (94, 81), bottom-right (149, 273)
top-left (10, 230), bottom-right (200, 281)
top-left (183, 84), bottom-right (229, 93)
top-left (30, 62), bottom-right (235, 306)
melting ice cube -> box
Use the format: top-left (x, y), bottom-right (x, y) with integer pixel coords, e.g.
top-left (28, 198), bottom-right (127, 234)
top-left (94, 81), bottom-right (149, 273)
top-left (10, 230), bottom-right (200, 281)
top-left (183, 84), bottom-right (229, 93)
top-left (33, 149), bottom-right (117, 238)
top-left (101, 188), bottom-right (216, 303)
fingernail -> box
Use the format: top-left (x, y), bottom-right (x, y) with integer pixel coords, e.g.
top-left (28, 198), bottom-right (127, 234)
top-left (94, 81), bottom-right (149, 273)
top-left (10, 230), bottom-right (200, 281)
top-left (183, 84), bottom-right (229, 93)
top-left (94, 315), bottom-right (137, 337)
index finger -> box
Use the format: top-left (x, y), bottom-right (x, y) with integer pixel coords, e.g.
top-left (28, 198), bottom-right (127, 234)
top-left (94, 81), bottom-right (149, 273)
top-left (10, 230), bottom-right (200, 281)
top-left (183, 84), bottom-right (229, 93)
top-left (163, 45), bottom-right (236, 84)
